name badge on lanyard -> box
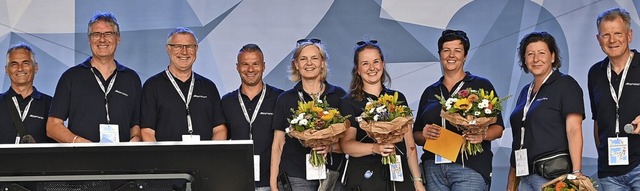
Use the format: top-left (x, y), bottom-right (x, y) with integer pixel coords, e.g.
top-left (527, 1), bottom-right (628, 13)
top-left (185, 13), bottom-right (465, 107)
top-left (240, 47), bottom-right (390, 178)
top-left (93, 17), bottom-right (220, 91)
top-left (606, 53), bottom-right (633, 166)
top-left (91, 68), bottom-right (120, 142)
top-left (516, 70), bottom-right (553, 177)
top-left (165, 70), bottom-right (197, 141)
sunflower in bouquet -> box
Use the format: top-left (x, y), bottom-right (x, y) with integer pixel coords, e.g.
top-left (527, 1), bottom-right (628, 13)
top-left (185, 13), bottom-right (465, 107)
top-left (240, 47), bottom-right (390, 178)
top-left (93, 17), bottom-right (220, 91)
top-left (357, 92), bottom-right (413, 165)
top-left (286, 98), bottom-right (350, 167)
top-left (435, 88), bottom-right (509, 156)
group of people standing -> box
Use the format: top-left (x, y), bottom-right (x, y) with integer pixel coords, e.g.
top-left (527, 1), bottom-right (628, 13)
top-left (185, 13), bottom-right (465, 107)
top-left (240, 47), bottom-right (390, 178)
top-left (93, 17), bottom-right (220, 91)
top-left (2, 7), bottom-right (640, 191)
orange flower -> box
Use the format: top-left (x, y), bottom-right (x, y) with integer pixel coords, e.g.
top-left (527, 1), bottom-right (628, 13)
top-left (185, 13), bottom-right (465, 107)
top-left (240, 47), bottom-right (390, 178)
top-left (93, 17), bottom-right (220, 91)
top-left (468, 94), bottom-right (479, 102)
top-left (389, 104), bottom-right (396, 112)
top-left (555, 181), bottom-right (567, 190)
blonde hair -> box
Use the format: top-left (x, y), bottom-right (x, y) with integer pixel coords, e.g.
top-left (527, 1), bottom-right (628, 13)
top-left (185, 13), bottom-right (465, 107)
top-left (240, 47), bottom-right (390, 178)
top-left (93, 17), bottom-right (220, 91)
top-left (288, 42), bottom-right (329, 82)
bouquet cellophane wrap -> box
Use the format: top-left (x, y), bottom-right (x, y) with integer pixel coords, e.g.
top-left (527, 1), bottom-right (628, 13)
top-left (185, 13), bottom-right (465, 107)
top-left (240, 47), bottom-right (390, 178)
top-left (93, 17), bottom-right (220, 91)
top-left (541, 174), bottom-right (597, 191)
top-left (288, 120), bottom-right (350, 148)
top-left (359, 116), bottom-right (413, 144)
top-left (440, 110), bottom-right (497, 134)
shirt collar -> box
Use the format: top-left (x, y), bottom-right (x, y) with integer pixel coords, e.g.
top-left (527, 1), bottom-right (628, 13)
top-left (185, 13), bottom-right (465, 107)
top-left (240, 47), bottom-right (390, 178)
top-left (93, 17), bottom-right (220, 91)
top-left (4, 86), bottom-right (42, 100)
top-left (434, 71), bottom-right (476, 87)
top-left (294, 81), bottom-right (337, 96)
top-left (79, 57), bottom-right (126, 72)
top-left (598, 49), bottom-right (640, 69)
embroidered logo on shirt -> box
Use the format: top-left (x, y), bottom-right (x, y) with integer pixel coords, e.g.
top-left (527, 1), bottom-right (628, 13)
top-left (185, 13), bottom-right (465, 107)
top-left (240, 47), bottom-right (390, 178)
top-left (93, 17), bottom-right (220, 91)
top-left (29, 115), bottom-right (44, 120)
top-left (535, 97), bottom-right (548, 102)
top-left (193, 95), bottom-right (208, 98)
top-left (259, 112), bottom-right (274, 115)
top-left (626, 82), bottom-right (640, 86)
top-left (114, 90), bottom-right (129, 97)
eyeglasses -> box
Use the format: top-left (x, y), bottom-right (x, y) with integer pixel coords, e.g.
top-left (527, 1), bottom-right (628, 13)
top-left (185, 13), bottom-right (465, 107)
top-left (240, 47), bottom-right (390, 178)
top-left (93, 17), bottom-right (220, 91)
top-left (89, 31), bottom-right (118, 39)
top-left (297, 38), bottom-right (321, 44)
top-left (167, 44), bottom-right (198, 52)
top-left (356, 40), bottom-right (378, 46)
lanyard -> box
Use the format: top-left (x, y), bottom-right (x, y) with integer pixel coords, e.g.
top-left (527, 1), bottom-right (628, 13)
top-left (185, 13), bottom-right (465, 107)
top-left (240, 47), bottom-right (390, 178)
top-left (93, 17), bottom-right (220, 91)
top-left (91, 68), bottom-right (118, 123)
top-left (297, 83), bottom-right (324, 101)
top-left (11, 96), bottom-right (33, 121)
top-left (607, 53), bottom-right (633, 136)
top-left (165, 69), bottom-right (195, 134)
top-left (238, 85), bottom-right (266, 140)
top-left (439, 81), bottom-right (465, 128)
top-left (519, 70), bottom-right (553, 149)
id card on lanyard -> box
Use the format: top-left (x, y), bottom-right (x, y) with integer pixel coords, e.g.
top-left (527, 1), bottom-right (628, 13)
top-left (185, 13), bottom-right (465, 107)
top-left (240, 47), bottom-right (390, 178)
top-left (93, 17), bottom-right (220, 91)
top-left (606, 53), bottom-right (633, 166)
top-left (516, 70), bottom-right (553, 176)
top-left (165, 70), bottom-right (199, 142)
top-left (238, 85), bottom-right (267, 180)
top-left (434, 81), bottom-right (465, 164)
top-left (91, 68), bottom-right (120, 143)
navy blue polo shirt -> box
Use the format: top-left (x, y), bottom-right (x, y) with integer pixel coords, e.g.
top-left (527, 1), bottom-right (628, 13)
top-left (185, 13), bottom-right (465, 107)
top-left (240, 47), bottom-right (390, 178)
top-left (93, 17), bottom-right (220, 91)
top-left (509, 70), bottom-right (584, 169)
top-left (339, 89), bottom-right (412, 163)
top-left (221, 84), bottom-right (283, 187)
top-left (49, 57), bottom-right (142, 142)
top-left (588, 50), bottom-right (640, 178)
top-left (272, 81), bottom-right (346, 179)
top-left (0, 87), bottom-right (54, 143)
top-left (413, 72), bottom-right (504, 183)
top-left (140, 71), bottom-right (226, 141)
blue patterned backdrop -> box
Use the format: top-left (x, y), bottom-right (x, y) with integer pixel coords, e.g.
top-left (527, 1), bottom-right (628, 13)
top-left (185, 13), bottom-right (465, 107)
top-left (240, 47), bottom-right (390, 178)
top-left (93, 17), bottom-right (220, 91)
top-left (2, 0), bottom-right (637, 189)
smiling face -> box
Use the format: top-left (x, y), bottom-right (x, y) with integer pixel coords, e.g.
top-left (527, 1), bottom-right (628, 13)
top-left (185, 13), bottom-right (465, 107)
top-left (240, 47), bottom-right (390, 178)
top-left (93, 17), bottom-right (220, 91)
top-left (5, 49), bottom-right (37, 87)
top-left (524, 41), bottom-right (555, 78)
top-left (88, 20), bottom-right (120, 59)
top-left (237, 51), bottom-right (265, 87)
top-left (357, 48), bottom-right (384, 85)
top-left (294, 45), bottom-right (325, 80)
top-left (439, 40), bottom-right (466, 72)
top-left (597, 16), bottom-right (633, 60)
top-left (166, 33), bottom-right (198, 73)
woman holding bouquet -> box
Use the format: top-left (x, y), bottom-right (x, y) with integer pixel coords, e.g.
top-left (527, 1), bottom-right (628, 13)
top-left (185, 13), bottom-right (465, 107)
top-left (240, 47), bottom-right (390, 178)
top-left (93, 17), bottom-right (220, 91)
top-left (269, 38), bottom-right (347, 191)
top-left (413, 29), bottom-right (505, 191)
top-left (506, 32), bottom-right (584, 191)
top-left (340, 40), bottom-right (425, 191)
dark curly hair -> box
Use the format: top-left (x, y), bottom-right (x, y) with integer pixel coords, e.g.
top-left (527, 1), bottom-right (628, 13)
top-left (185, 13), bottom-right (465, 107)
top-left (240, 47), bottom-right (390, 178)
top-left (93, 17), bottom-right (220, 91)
top-left (517, 31), bottom-right (561, 73)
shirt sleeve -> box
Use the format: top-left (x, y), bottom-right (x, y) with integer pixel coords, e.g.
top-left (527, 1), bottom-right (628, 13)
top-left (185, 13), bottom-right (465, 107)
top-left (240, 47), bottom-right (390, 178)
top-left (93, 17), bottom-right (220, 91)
top-left (413, 87), bottom-right (435, 132)
top-left (209, 82), bottom-right (227, 127)
top-left (561, 76), bottom-right (586, 119)
top-left (271, 93), bottom-right (289, 132)
top-left (140, 79), bottom-right (158, 130)
top-left (49, 70), bottom-right (73, 120)
top-left (130, 72), bottom-right (142, 127)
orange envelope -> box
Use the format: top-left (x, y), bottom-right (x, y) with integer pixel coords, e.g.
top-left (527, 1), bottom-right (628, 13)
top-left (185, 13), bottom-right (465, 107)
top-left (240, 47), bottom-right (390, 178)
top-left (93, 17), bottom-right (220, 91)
top-left (423, 127), bottom-right (464, 162)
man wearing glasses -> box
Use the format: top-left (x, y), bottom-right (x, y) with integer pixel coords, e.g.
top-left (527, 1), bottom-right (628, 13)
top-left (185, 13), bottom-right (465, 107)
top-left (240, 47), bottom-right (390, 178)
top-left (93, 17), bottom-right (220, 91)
top-left (140, 27), bottom-right (227, 141)
top-left (47, 12), bottom-right (142, 143)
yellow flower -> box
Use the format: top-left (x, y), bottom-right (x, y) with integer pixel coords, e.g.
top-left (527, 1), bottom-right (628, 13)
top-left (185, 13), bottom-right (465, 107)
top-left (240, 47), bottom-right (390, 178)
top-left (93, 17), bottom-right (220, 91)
top-left (311, 104), bottom-right (323, 114)
top-left (396, 105), bottom-right (406, 113)
top-left (321, 112), bottom-right (335, 121)
top-left (454, 98), bottom-right (471, 111)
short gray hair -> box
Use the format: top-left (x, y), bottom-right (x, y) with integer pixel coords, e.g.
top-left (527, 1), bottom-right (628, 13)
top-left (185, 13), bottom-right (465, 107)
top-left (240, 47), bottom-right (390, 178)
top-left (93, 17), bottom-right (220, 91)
top-left (6, 42), bottom-right (37, 66)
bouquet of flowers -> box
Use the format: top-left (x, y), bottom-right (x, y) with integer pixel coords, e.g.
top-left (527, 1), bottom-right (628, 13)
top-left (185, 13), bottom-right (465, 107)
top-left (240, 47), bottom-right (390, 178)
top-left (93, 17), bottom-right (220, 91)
top-left (286, 98), bottom-right (350, 167)
top-left (541, 174), bottom-right (597, 191)
top-left (357, 92), bottom-right (413, 165)
top-left (435, 88), bottom-right (509, 156)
